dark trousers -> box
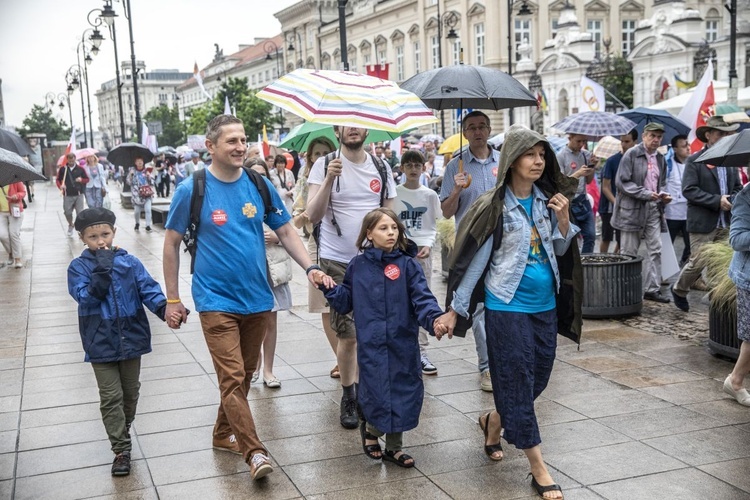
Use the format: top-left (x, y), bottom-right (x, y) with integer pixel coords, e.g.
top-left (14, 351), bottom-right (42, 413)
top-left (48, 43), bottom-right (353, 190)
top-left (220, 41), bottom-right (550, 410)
top-left (486, 309), bottom-right (557, 450)
top-left (91, 357), bottom-right (141, 453)
top-left (572, 195), bottom-right (595, 254)
top-left (666, 219), bottom-right (690, 264)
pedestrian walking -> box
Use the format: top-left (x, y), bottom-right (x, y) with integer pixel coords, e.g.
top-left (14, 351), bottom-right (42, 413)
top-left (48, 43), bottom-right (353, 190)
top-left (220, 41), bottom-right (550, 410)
top-left (84, 154), bottom-right (108, 209)
top-left (437, 125), bottom-right (581, 500)
top-left (599, 129), bottom-right (638, 253)
top-left (56, 152), bottom-right (89, 236)
top-left (0, 181), bottom-right (26, 268)
top-left (163, 115), bottom-right (333, 480)
top-left (556, 133), bottom-right (597, 254)
top-left (67, 208), bottom-right (179, 476)
top-left (321, 207), bottom-right (446, 469)
top-left (128, 157), bottom-right (155, 232)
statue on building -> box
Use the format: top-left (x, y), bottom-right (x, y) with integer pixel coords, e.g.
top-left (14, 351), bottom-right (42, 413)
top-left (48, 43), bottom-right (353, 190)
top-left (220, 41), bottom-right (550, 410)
top-left (518, 37), bottom-right (533, 62)
top-left (213, 43), bottom-right (224, 63)
top-left (531, 110), bottom-right (545, 134)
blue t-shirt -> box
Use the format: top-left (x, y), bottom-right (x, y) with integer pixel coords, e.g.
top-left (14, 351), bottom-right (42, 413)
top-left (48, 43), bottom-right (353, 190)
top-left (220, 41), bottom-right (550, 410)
top-left (599, 152), bottom-right (622, 215)
top-left (485, 196), bottom-right (555, 313)
top-left (165, 169), bottom-right (291, 314)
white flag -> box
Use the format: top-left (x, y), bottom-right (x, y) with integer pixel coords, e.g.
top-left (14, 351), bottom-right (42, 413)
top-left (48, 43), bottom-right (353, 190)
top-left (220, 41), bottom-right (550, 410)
top-left (224, 95), bottom-right (231, 116)
top-left (579, 76), bottom-right (606, 112)
top-left (141, 123), bottom-right (150, 146)
top-left (193, 62), bottom-right (212, 101)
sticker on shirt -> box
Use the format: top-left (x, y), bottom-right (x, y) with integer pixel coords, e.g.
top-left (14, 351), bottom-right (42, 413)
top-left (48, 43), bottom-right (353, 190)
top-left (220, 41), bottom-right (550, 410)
top-left (212, 209), bottom-right (228, 226)
top-left (570, 161), bottom-right (577, 170)
top-left (384, 264), bottom-right (401, 280)
top-left (492, 167), bottom-right (498, 177)
top-left (242, 202), bottom-right (257, 218)
top-left (369, 179), bottom-right (382, 193)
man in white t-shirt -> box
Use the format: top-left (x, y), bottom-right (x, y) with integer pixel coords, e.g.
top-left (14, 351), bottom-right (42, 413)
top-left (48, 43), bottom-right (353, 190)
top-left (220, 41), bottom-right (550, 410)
top-left (395, 150), bottom-right (441, 376)
top-left (665, 134), bottom-right (691, 266)
top-left (306, 125), bottom-right (397, 429)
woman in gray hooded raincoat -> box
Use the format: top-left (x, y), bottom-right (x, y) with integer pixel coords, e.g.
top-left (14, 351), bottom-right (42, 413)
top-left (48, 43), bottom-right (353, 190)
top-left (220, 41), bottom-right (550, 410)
top-left (436, 124), bottom-right (582, 500)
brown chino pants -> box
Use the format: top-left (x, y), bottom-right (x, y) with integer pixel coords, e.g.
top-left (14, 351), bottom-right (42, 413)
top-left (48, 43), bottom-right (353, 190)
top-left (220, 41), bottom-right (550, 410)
top-left (200, 311), bottom-right (270, 462)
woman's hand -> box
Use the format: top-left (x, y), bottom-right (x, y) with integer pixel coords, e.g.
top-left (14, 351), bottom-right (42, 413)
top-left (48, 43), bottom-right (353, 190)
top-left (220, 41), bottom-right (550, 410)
top-left (547, 193), bottom-right (570, 237)
top-left (293, 212), bottom-right (310, 229)
top-left (416, 246), bottom-right (431, 259)
top-left (434, 310), bottom-right (457, 340)
top-left (264, 229), bottom-right (279, 245)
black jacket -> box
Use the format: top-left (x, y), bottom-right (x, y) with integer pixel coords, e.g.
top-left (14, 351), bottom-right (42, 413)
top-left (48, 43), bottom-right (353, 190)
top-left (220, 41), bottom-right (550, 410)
top-left (683, 147), bottom-right (742, 234)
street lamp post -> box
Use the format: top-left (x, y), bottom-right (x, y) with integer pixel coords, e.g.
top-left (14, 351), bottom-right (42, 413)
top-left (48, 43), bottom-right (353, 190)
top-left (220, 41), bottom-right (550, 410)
top-left (507, 0), bottom-right (533, 126)
top-left (286, 29), bottom-right (304, 69)
top-left (66, 65), bottom-right (87, 148)
top-left (77, 32), bottom-right (97, 148)
top-left (726, 0), bottom-right (739, 106)
top-left (121, 0), bottom-right (142, 143)
top-left (45, 92), bottom-right (73, 128)
top-left (264, 40), bottom-right (284, 129)
top-left (338, 0), bottom-right (349, 71)
top-left (435, 1), bottom-right (460, 138)
top-left (89, 0), bottom-right (126, 144)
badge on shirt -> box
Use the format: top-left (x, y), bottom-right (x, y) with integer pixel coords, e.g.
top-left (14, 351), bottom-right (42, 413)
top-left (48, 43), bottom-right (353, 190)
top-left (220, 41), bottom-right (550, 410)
top-left (212, 209), bottom-right (228, 226)
top-left (242, 202), bottom-right (257, 218)
top-left (570, 161), bottom-right (577, 170)
top-left (369, 179), bottom-right (382, 193)
top-left (384, 264), bottom-right (401, 280)
top-left (492, 167), bottom-right (498, 177)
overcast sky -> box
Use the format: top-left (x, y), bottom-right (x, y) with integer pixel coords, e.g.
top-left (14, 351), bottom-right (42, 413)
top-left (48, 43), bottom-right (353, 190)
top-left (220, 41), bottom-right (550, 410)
top-left (0, 0), bottom-right (299, 129)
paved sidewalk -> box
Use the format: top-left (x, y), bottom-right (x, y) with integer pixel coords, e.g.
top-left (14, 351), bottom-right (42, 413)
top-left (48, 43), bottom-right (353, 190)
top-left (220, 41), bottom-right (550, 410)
top-left (2, 182), bottom-right (750, 499)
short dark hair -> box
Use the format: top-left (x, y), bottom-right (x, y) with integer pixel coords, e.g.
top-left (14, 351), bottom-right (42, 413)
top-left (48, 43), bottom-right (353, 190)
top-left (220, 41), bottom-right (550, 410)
top-left (274, 154), bottom-right (287, 166)
top-left (462, 111), bottom-right (490, 130)
top-left (401, 150), bottom-right (425, 165)
top-left (627, 129), bottom-right (639, 141)
top-left (671, 134), bottom-right (688, 148)
top-left (243, 157), bottom-right (270, 177)
top-left (206, 115), bottom-right (243, 143)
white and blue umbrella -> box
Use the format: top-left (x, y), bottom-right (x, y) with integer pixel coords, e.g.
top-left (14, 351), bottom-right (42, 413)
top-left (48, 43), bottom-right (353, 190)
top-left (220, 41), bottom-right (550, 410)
top-left (551, 112), bottom-right (637, 139)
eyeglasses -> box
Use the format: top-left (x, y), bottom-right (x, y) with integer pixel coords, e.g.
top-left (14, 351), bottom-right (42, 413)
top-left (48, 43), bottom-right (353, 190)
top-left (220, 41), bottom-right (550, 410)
top-left (465, 125), bottom-right (490, 134)
top-left (402, 162), bottom-right (423, 170)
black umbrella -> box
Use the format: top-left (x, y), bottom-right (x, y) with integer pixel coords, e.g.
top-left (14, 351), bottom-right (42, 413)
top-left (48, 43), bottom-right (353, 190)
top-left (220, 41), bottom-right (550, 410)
top-left (0, 147), bottom-right (46, 187)
top-left (400, 64), bottom-right (537, 110)
top-left (0, 129), bottom-right (34, 157)
top-left (107, 142), bottom-right (154, 166)
top-left (695, 129), bottom-right (750, 167)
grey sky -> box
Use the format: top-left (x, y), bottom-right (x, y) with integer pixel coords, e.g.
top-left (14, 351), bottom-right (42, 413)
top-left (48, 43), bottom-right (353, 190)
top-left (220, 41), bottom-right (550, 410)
top-left (0, 0), bottom-right (299, 129)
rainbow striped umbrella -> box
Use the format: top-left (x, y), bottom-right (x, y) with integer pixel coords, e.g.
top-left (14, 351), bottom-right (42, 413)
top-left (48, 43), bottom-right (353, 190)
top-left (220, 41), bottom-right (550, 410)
top-left (257, 69), bottom-right (438, 133)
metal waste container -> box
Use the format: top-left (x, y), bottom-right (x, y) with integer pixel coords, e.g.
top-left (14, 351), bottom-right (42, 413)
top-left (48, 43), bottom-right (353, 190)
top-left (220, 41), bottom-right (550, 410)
top-left (581, 254), bottom-right (643, 318)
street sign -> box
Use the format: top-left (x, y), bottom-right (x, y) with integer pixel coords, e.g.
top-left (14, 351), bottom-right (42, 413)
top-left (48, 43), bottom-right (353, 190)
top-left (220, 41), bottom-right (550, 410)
top-left (146, 121), bottom-right (163, 135)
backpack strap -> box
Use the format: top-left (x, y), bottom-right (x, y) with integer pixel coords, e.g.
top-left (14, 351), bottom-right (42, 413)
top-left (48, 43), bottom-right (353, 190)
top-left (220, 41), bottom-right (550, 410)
top-left (368, 152), bottom-right (389, 206)
top-left (185, 169), bottom-right (206, 274)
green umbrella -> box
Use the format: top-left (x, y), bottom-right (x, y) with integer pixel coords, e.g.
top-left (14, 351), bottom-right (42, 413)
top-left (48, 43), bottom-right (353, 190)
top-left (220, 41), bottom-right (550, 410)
top-left (715, 103), bottom-right (743, 115)
top-left (279, 122), bottom-right (402, 152)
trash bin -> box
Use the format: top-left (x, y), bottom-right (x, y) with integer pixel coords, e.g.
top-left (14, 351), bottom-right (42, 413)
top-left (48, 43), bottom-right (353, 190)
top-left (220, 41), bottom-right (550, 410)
top-left (708, 304), bottom-right (739, 360)
top-left (581, 253), bottom-right (643, 318)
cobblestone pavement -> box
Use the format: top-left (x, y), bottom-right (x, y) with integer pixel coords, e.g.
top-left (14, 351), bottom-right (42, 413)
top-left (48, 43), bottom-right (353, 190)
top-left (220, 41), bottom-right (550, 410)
top-left (2, 182), bottom-right (750, 499)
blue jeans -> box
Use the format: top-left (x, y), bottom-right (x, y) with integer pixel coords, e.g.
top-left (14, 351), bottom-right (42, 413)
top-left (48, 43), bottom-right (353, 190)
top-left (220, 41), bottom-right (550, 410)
top-left (472, 303), bottom-right (489, 373)
top-left (486, 308), bottom-right (557, 450)
top-left (85, 187), bottom-right (104, 209)
top-left (571, 195), bottom-right (595, 254)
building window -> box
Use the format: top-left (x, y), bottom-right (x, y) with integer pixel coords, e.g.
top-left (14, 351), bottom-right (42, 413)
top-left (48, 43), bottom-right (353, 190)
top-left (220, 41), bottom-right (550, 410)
top-left (364, 53), bottom-right (371, 67)
top-left (350, 53), bottom-right (357, 73)
top-left (621, 20), bottom-right (636, 55)
top-left (514, 19), bottom-right (531, 60)
top-left (452, 39), bottom-right (461, 65)
top-left (251, 75), bottom-right (256, 85)
top-left (265, 70), bottom-right (270, 81)
top-left (414, 41), bottom-right (421, 73)
top-left (475, 23), bottom-right (485, 65)
top-left (587, 19), bottom-right (603, 58)
top-left (307, 26), bottom-right (314, 49)
top-left (706, 9), bottom-right (720, 42)
top-left (431, 35), bottom-right (440, 68)
top-left (396, 45), bottom-right (404, 80)
top-left (378, 49), bottom-right (387, 66)
top-left (551, 18), bottom-right (559, 39)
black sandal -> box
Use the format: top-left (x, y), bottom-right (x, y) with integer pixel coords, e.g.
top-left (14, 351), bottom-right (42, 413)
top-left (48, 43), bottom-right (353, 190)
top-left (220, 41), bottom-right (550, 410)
top-left (382, 449), bottom-right (414, 468)
top-left (360, 421), bottom-right (382, 460)
top-left (479, 412), bottom-right (504, 461)
top-left (529, 474), bottom-right (564, 499)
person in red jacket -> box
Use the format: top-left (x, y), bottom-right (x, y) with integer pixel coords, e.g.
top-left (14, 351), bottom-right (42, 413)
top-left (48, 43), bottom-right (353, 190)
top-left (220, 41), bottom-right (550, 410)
top-left (0, 181), bottom-right (27, 268)
top-left (56, 152), bottom-right (89, 236)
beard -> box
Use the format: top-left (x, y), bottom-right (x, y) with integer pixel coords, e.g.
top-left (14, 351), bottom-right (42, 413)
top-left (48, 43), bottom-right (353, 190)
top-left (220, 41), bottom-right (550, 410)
top-left (341, 136), bottom-right (365, 150)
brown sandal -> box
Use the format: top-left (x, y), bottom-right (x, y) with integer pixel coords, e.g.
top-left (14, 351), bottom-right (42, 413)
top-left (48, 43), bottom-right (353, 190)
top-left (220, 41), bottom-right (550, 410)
top-left (330, 365), bottom-right (340, 379)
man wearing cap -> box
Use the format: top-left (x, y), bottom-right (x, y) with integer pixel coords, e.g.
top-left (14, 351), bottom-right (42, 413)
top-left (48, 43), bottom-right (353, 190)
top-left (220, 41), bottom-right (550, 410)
top-left (671, 115), bottom-right (742, 311)
top-left (56, 152), bottom-right (90, 237)
top-left (612, 122), bottom-right (672, 302)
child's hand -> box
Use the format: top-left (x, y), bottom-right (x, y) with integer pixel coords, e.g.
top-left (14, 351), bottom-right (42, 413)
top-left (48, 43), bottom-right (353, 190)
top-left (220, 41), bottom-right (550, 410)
top-left (417, 246), bottom-right (431, 259)
top-left (433, 318), bottom-right (450, 340)
top-left (434, 310), bottom-right (457, 340)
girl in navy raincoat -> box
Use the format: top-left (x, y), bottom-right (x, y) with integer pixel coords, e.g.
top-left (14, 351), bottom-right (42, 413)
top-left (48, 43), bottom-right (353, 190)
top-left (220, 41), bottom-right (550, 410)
top-left (323, 208), bottom-right (447, 468)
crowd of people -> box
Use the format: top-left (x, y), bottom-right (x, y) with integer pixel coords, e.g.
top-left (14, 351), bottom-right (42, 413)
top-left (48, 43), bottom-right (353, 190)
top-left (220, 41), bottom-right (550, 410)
top-left (57, 109), bottom-right (750, 500)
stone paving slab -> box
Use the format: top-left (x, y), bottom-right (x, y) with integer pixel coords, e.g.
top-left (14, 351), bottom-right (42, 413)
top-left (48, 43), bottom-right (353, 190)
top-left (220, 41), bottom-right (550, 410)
top-left (2, 182), bottom-right (748, 499)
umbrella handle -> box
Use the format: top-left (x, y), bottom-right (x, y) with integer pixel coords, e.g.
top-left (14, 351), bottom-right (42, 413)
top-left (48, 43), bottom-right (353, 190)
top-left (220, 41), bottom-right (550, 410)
top-left (458, 158), bottom-right (472, 188)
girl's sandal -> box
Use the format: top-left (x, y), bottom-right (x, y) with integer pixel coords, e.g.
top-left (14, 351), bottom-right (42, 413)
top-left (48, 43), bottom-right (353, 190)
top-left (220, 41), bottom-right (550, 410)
top-left (382, 449), bottom-right (415, 468)
top-left (479, 412), bottom-right (504, 461)
top-left (360, 421), bottom-right (382, 460)
top-left (330, 365), bottom-right (340, 379)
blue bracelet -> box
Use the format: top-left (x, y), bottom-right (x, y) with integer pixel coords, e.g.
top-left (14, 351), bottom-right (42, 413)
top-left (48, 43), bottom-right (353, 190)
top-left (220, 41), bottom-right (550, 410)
top-left (306, 264), bottom-right (322, 275)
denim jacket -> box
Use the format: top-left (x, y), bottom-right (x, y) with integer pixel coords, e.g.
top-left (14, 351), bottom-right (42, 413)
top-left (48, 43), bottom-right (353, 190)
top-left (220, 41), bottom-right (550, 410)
top-left (729, 184), bottom-right (750, 291)
top-left (451, 185), bottom-right (580, 315)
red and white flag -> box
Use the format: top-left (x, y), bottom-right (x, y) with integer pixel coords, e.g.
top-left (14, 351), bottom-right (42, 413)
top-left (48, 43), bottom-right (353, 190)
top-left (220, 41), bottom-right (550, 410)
top-left (193, 62), bottom-right (212, 101)
top-left (64, 126), bottom-right (77, 157)
top-left (677, 60), bottom-right (715, 154)
top-left (366, 63), bottom-right (389, 80)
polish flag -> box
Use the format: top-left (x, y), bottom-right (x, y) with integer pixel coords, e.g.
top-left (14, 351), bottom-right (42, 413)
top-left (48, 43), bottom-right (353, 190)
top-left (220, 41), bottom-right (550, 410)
top-left (64, 126), bottom-right (77, 157)
top-left (677, 60), bottom-right (715, 154)
top-left (261, 124), bottom-right (270, 159)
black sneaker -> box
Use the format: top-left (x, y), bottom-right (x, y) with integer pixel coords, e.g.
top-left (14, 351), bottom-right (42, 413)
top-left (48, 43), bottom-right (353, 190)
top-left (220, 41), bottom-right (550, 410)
top-left (670, 285), bottom-right (690, 312)
top-left (111, 451), bottom-right (131, 476)
top-left (145, 226), bottom-right (152, 232)
top-left (644, 291), bottom-right (670, 303)
top-left (134, 224), bottom-right (140, 231)
top-left (421, 354), bottom-right (438, 375)
top-left (340, 395), bottom-right (358, 429)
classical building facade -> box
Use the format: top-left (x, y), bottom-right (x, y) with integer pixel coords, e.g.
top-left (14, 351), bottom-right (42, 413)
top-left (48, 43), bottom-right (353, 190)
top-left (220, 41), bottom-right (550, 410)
top-left (272, 0), bottom-right (747, 136)
top-left (95, 62), bottom-right (192, 148)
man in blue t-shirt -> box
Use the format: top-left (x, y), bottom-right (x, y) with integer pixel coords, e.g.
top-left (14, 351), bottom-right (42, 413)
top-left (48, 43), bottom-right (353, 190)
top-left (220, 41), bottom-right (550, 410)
top-left (163, 115), bottom-right (332, 481)
top-left (599, 129), bottom-right (638, 253)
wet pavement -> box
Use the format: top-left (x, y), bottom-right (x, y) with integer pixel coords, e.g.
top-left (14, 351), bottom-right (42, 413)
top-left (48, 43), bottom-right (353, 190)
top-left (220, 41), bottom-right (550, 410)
top-left (1, 182), bottom-right (749, 499)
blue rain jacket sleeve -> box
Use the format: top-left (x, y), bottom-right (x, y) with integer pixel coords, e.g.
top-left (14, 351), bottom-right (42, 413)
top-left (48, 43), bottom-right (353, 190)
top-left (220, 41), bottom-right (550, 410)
top-left (133, 258), bottom-right (168, 320)
top-left (323, 264), bottom-right (354, 316)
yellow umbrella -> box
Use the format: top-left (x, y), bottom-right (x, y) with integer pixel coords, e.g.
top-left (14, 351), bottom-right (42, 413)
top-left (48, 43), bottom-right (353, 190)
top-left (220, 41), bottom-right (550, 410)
top-left (438, 132), bottom-right (463, 154)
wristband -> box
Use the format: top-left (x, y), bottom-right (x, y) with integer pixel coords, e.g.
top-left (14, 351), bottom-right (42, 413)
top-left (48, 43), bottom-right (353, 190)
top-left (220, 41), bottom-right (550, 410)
top-left (305, 264), bottom-right (322, 275)
top-left (166, 298), bottom-right (182, 304)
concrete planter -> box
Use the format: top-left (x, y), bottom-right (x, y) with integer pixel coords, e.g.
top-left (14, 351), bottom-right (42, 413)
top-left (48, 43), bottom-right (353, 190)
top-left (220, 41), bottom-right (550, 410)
top-left (581, 253), bottom-right (643, 318)
top-left (708, 303), bottom-right (739, 361)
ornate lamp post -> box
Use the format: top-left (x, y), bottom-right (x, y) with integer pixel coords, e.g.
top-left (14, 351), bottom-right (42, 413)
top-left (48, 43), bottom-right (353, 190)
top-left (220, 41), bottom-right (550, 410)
top-left (88, 0), bottom-right (126, 144)
top-left (286, 29), bottom-right (304, 69)
top-left (507, 0), bottom-right (533, 126)
top-left (66, 65), bottom-right (87, 148)
top-left (338, 0), bottom-right (349, 70)
top-left (45, 91), bottom-right (73, 128)
top-left (264, 40), bottom-right (284, 129)
top-left (77, 31), bottom-right (98, 148)
top-left (435, 2), bottom-right (460, 137)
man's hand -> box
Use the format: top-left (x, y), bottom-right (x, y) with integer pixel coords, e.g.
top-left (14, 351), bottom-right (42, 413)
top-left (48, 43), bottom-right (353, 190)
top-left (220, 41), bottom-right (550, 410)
top-left (721, 195), bottom-right (733, 211)
top-left (74, 176), bottom-right (84, 184)
top-left (308, 269), bottom-right (335, 289)
top-left (453, 172), bottom-right (468, 192)
top-left (325, 158), bottom-right (343, 181)
top-left (166, 302), bottom-right (188, 328)
top-left (659, 193), bottom-right (673, 204)
top-left (650, 192), bottom-right (661, 201)
top-left (434, 310), bottom-right (457, 340)
top-left (416, 246), bottom-right (431, 259)
top-left (571, 166), bottom-right (594, 179)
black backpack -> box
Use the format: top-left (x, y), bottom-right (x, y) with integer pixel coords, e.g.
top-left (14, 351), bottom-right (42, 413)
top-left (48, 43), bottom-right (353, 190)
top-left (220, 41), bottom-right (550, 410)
top-left (312, 151), bottom-right (390, 246)
top-left (182, 167), bottom-right (280, 273)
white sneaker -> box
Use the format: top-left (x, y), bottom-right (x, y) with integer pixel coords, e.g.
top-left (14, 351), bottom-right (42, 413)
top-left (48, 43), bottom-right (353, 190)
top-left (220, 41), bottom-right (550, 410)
top-left (250, 453), bottom-right (273, 480)
top-left (481, 371), bottom-right (493, 392)
top-left (67, 226), bottom-right (74, 237)
top-left (421, 355), bottom-right (437, 375)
